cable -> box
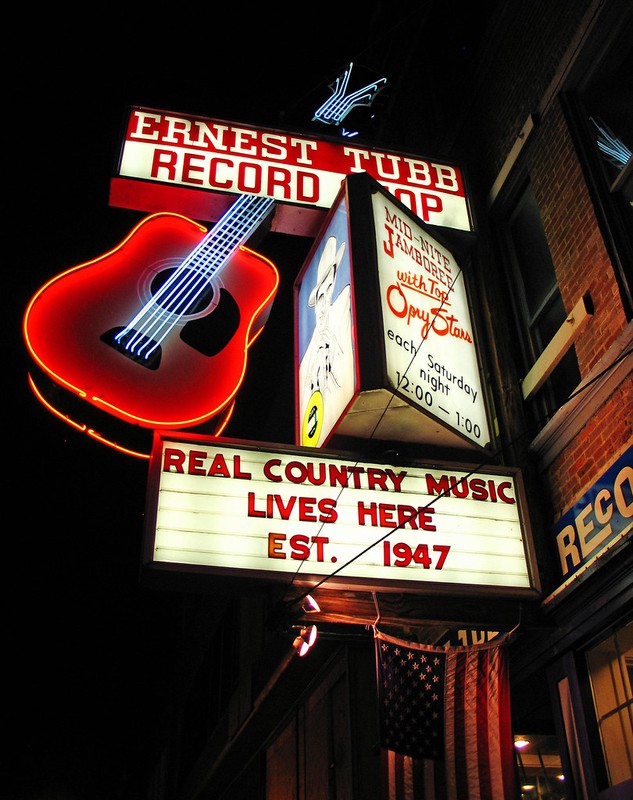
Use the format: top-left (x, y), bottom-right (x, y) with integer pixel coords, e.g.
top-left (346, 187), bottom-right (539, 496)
top-left (282, 250), bottom-right (464, 604)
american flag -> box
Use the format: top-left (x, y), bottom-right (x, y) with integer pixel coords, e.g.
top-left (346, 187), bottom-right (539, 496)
top-left (375, 630), bottom-right (515, 800)
top-left (381, 749), bottom-right (445, 800)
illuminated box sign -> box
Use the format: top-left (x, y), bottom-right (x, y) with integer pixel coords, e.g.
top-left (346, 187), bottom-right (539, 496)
top-left (295, 172), bottom-right (491, 451)
top-left (144, 433), bottom-right (540, 596)
top-left (110, 106), bottom-right (472, 236)
top-left (553, 445), bottom-right (632, 583)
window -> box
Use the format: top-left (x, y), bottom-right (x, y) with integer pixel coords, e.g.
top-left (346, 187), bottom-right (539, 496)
top-left (586, 619), bottom-right (633, 791)
top-left (514, 733), bottom-right (566, 800)
top-left (564, 18), bottom-right (633, 317)
top-left (512, 665), bottom-right (567, 799)
top-left (500, 180), bottom-right (581, 430)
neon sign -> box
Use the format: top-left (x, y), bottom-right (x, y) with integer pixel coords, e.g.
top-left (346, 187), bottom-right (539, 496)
top-left (23, 201), bottom-right (279, 439)
top-left (312, 61), bottom-right (387, 135)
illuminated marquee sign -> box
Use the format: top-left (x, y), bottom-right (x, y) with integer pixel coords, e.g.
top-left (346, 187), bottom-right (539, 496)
top-left (144, 433), bottom-right (540, 596)
top-left (110, 106), bottom-right (472, 236)
top-left (295, 172), bottom-right (490, 451)
top-left (552, 445), bottom-right (632, 584)
top-left (373, 186), bottom-right (491, 447)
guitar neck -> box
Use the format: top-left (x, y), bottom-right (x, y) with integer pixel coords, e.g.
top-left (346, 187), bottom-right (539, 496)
top-left (199, 194), bottom-right (276, 270)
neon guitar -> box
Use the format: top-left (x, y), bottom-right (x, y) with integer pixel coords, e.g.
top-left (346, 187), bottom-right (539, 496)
top-left (23, 194), bottom-right (279, 437)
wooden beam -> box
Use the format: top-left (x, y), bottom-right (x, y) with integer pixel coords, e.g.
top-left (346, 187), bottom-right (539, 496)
top-left (521, 293), bottom-right (594, 401)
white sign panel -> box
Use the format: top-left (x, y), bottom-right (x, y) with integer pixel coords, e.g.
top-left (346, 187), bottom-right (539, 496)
top-left (373, 192), bottom-right (491, 448)
top-left (296, 193), bottom-right (356, 448)
top-left (115, 107), bottom-right (472, 231)
top-left (147, 436), bottom-right (538, 595)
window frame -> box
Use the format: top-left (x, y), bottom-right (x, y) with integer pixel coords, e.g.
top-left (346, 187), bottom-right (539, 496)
top-left (560, 11), bottom-right (633, 319)
top-left (491, 175), bottom-right (582, 431)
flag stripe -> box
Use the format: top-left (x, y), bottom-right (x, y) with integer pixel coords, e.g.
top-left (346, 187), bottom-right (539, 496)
top-left (498, 647), bottom-right (515, 798)
top-left (446, 650), bottom-right (469, 798)
top-left (404, 754), bottom-right (414, 797)
top-left (486, 647), bottom-right (501, 799)
top-left (423, 757), bottom-right (437, 797)
top-left (383, 749), bottom-right (441, 800)
top-left (444, 651), bottom-right (456, 797)
top-left (376, 631), bottom-right (515, 800)
top-left (473, 649), bottom-right (490, 798)
top-left (462, 652), bottom-right (477, 799)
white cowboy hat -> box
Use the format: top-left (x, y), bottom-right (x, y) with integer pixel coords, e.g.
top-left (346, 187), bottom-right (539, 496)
top-left (308, 235), bottom-right (347, 307)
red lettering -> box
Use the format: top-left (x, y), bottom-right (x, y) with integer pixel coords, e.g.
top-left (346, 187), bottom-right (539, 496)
top-left (358, 502), bottom-right (378, 526)
top-left (206, 453), bottom-right (230, 478)
top-left (419, 193), bottom-right (442, 220)
top-left (295, 170), bottom-right (319, 202)
top-left (233, 456), bottom-right (252, 480)
top-left (163, 447), bottom-right (185, 473)
top-left (426, 473), bottom-right (516, 504)
top-left (357, 501), bottom-right (436, 528)
top-left (263, 459), bottom-right (282, 482)
top-left (275, 494), bottom-right (297, 520)
top-left (379, 504), bottom-right (397, 527)
top-left (469, 478), bottom-right (488, 501)
top-left (418, 508), bottom-right (436, 530)
top-left (151, 149), bottom-right (177, 180)
top-left (208, 157), bottom-right (233, 188)
top-left (188, 449), bottom-right (207, 475)
top-left (311, 535), bottom-right (329, 561)
top-left (182, 152), bottom-right (206, 184)
top-left (290, 534), bottom-right (310, 560)
top-left (268, 532), bottom-right (286, 558)
top-left (498, 482), bottom-right (515, 504)
top-left (267, 167), bottom-right (291, 195)
top-left (247, 492), bottom-right (265, 518)
top-left (298, 497), bottom-right (317, 522)
top-left (318, 498), bottom-right (338, 522)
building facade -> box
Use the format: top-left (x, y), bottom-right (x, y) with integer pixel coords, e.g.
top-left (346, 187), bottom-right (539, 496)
top-left (144, 2), bottom-right (632, 798)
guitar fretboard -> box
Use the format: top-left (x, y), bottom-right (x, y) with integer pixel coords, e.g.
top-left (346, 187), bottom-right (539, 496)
top-left (196, 194), bottom-right (276, 273)
top-left (113, 193), bottom-right (276, 362)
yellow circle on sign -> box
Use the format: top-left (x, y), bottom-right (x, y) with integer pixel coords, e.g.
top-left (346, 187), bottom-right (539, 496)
top-left (302, 391), bottom-right (324, 446)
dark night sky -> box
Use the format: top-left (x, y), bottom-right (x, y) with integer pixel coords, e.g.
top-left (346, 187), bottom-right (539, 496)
top-left (7, 5), bottom-right (495, 797)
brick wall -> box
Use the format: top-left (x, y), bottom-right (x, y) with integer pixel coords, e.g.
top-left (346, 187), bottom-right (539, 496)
top-left (453, 0), bottom-right (594, 191)
top-left (456, 1), bottom-right (633, 531)
top-left (525, 98), bottom-right (631, 518)
top-left (546, 379), bottom-right (633, 518)
top-left (530, 100), bottom-right (629, 375)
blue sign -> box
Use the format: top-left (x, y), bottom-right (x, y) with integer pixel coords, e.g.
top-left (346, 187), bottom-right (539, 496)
top-left (552, 445), bottom-right (633, 580)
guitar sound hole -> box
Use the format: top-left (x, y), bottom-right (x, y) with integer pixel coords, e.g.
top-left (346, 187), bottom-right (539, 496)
top-left (101, 327), bottom-right (162, 370)
top-left (151, 268), bottom-right (214, 315)
top-left (180, 288), bottom-right (240, 356)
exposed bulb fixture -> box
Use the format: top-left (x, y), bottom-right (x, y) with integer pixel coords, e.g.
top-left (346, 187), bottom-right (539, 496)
top-left (514, 737), bottom-right (530, 749)
top-left (301, 594), bottom-right (320, 613)
top-left (293, 624), bottom-right (318, 657)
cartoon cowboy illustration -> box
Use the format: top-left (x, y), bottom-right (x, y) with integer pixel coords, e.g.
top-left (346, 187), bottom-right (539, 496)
top-left (299, 234), bottom-right (353, 447)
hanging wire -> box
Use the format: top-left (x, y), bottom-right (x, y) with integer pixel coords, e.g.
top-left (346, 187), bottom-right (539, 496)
top-left (281, 258), bottom-right (463, 607)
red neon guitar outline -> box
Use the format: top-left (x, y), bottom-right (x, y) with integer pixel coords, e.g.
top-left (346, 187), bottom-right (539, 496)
top-left (23, 194), bottom-right (279, 433)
